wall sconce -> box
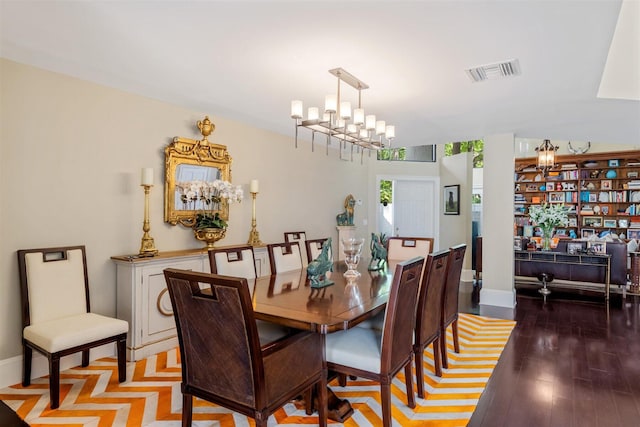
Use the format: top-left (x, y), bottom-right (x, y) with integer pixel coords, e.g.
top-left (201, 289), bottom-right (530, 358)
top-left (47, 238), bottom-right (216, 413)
top-left (536, 139), bottom-right (558, 175)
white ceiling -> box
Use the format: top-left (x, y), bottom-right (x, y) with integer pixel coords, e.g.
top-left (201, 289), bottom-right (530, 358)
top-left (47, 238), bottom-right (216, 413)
top-left (1, 0), bottom-right (639, 147)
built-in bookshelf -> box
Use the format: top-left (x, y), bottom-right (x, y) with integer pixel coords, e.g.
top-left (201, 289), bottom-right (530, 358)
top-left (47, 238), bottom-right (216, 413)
top-left (514, 150), bottom-right (640, 240)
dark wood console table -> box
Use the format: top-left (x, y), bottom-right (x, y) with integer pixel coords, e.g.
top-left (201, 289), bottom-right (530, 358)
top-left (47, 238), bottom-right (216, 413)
top-left (514, 250), bottom-right (611, 301)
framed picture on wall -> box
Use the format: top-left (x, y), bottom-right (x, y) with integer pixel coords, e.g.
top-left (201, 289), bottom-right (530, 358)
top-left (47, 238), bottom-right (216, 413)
top-left (444, 184), bottom-right (460, 215)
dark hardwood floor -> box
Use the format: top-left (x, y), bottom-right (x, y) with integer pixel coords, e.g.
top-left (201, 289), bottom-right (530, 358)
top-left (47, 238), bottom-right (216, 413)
top-left (3, 282), bottom-right (640, 426)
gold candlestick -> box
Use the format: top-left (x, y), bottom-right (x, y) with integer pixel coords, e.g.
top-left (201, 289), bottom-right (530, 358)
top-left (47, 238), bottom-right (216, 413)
top-left (139, 184), bottom-right (159, 256)
top-left (247, 191), bottom-right (263, 246)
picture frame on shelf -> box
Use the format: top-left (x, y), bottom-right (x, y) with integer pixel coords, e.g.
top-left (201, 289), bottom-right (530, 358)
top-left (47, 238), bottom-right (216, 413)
top-left (444, 184), bottom-right (460, 215)
top-left (619, 219), bottom-right (629, 228)
top-left (523, 225), bottom-right (534, 237)
top-left (549, 192), bottom-right (564, 202)
top-left (628, 229), bottom-right (640, 240)
top-left (583, 216), bottom-right (602, 227)
top-left (569, 217), bottom-right (577, 227)
top-left (588, 193), bottom-right (598, 202)
top-left (608, 159), bottom-right (619, 167)
top-left (588, 241), bottom-right (607, 254)
top-left (514, 237), bottom-right (523, 251)
top-left (603, 219), bottom-right (617, 228)
top-left (554, 228), bottom-right (567, 237)
top-left (567, 242), bottom-right (584, 255)
top-left (601, 180), bottom-right (612, 190)
top-left (627, 171), bottom-right (638, 178)
top-left (581, 228), bottom-right (596, 238)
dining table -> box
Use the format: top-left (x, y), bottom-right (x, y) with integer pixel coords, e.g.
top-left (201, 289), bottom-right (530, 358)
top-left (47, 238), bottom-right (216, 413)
top-left (248, 258), bottom-right (397, 422)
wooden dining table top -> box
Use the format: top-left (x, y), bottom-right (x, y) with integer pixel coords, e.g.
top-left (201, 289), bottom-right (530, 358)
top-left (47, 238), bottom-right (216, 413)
top-left (249, 260), bottom-right (397, 334)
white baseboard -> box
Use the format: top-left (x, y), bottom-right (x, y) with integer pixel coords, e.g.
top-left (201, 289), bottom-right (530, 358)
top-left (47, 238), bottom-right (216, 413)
top-left (480, 288), bottom-right (516, 308)
top-left (0, 343), bottom-right (116, 389)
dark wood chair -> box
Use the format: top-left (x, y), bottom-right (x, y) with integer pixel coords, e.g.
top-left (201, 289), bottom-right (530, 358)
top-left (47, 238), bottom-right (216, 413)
top-left (305, 238), bottom-right (332, 264)
top-left (209, 246), bottom-right (291, 344)
top-left (267, 242), bottom-right (303, 273)
top-left (209, 245), bottom-right (258, 278)
top-left (387, 236), bottom-right (434, 261)
top-left (17, 245), bottom-right (128, 409)
top-left (441, 244), bottom-right (467, 369)
top-left (284, 231), bottom-right (308, 266)
top-left (163, 268), bottom-right (327, 427)
top-left (414, 249), bottom-right (450, 397)
top-left (324, 257), bottom-right (424, 427)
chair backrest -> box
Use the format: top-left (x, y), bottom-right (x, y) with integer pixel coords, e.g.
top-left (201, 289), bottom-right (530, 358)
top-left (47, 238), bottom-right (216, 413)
top-left (387, 237), bottom-right (434, 261)
top-left (415, 249), bottom-right (450, 346)
top-left (267, 242), bottom-right (303, 273)
top-left (442, 244), bottom-right (467, 325)
top-left (163, 268), bottom-right (264, 408)
top-left (305, 238), bottom-right (332, 264)
top-left (284, 231), bottom-right (308, 266)
top-left (209, 245), bottom-right (257, 279)
top-left (380, 257), bottom-right (424, 374)
top-left (17, 246), bottom-right (89, 326)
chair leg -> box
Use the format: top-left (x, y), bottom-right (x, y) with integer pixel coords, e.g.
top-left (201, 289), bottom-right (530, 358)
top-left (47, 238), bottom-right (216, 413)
top-left (452, 319), bottom-right (460, 353)
top-left (81, 349), bottom-right (90, 367)
top-left (415, 347), bottom-right (425, 399)
top-left (433, 339), bottom-right (442, 377)
top-left (182, 393), bottom-right (193, 427)
top-left (117, 336), bottom-right (127, 383)
top-left (317, 378), bottom-right (328, 427)
top-left (49, 356), bottom-right (60, 409)
top-left (404, 362), bottom-right (416, 409)
top-left (304, 388), bottom-right (313, 415)
top-left (380, 382), bottom-right (392, 427)
top-left (338, 373), bottom-right (347, 387)
top-left (22, 345), bottom-right (32, 387)
top-left (441, 326), bottom-right (449, 369)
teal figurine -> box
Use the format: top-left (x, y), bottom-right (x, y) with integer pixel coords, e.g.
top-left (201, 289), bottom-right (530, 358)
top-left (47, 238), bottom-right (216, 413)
top-left (307, 238), bottom-right (334, 288)
top-left (369, 232), bottom-right (388, 271)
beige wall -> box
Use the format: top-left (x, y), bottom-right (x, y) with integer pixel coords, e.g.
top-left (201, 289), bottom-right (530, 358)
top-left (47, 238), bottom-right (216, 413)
top-left (0, 58), bottom-right (371, 361)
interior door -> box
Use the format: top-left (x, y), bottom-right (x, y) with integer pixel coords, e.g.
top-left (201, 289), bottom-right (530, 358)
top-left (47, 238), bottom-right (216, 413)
top-left (392, 179), bottom-right (437, 238)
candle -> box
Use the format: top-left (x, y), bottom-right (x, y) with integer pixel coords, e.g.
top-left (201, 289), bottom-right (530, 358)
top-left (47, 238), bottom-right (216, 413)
top-left (250, 179), bottom-right (259, 193)
top-left (141, 168), bottom-right (153, 186)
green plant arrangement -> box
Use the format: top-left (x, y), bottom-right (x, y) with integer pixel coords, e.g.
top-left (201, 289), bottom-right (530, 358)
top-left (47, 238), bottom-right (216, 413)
top-left (528, 203), bottom-right (569, 250)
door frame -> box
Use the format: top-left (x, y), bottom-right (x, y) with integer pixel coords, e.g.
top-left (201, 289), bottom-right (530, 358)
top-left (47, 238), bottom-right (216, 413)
top-left (376, 174), bottom-right (440, 250)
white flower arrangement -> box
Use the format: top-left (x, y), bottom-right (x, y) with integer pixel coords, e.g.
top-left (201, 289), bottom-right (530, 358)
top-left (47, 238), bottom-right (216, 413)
top-left (528, 203), bottom-right (569, 232)
top-left (176, 179), bottom-right (243, 229)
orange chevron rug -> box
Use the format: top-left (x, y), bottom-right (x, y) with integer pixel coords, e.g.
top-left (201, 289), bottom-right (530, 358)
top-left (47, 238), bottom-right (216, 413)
top-left (1, 313), bottom-right (515, 426)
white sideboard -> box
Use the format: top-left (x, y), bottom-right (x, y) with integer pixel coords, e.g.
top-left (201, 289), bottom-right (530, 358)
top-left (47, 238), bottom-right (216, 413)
top-left (112, 246), bottom-right (269, 361)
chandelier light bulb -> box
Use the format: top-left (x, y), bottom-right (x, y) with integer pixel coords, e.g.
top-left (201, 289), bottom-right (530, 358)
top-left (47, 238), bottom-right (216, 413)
top-left (347, 124), bottom-right (357, 134)
top-left (336, 119), bottom-right (346, 129)
top-left (353, 108), bottom-right (365, 125)
top-left (365, 115), bottom-right (376, 130)
top-left (308, 107), bottom-right (319, 121)
top-left (359, 128), bottom-right (369, 139)
top-left (325, 94), bottom-right (337, 113)
top-left (385, 125), bottom-right (395, 139)
top-left (322, 113), bottom-right (331, 122)
top-left (340, 101), bottom-right (352, 120)
top-left (291, 100), bottom-right (303, 119)
top-left (376, 120), bottom-right (386, 135)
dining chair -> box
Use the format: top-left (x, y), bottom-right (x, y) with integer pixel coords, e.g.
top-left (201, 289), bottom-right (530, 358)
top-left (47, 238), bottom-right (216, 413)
top-left (267, 242), bottom-right (303, 273)
top-left (441, 244), bottom-right (467, 369)
top-left (387, 236), bottom-right (434, 261)
top-left (163, 268), bottom-right (327, 427)
top-left (208, 246), bottom-right (291, 344)
top-left (284, 231), bottom-right (308, 266)
top-left (305, 238), bottom-right (332, 264)
top-left (325, 257), bottom-right (424, 427)
top-left (17, 245), bottom-right (128, 409)
top-left (414, 249), bottom-right (450, 398)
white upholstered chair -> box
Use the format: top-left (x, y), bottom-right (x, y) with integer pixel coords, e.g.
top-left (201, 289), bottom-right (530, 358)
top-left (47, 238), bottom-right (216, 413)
top-left (387, 236), bottom-right (434, 261)
top-left (305, 238), bottom-right (332, 264)
top-left (284, 231), bottom-right (308, 266)
top-left (325, 257), bottom-right (424, 427)
top-left (267, 242), bottom-right (303, 273)
top-left (17, 245), bottom-right (128, 409)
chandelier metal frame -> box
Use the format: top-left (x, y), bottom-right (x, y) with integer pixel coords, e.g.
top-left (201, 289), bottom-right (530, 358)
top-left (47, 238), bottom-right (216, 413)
top-left (291, 68), bottom-right (395, 162)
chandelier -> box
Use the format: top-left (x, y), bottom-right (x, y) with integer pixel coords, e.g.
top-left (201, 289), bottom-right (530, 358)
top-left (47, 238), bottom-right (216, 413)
top-left (290, 68), bottom-right (395, 161)
top-left (536, 139), bottom-right (558, 175)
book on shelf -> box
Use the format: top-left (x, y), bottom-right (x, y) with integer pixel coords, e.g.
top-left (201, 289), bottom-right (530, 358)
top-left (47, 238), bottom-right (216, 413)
top-left (561, 163), bottom-right (578, 169)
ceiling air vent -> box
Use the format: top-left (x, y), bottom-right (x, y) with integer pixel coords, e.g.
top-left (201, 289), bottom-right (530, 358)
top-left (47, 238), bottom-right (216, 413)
top-left (466, 59), bottom-right (521, 82)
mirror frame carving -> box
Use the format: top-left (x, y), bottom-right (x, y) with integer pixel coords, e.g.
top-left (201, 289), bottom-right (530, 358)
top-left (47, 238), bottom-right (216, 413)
top-left (164, 117), bottom-right (232, 227)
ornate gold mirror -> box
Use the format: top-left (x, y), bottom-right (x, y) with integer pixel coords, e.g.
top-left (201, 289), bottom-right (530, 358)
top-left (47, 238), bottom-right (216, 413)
top-left (164, 116), bottom-right (232, 227)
